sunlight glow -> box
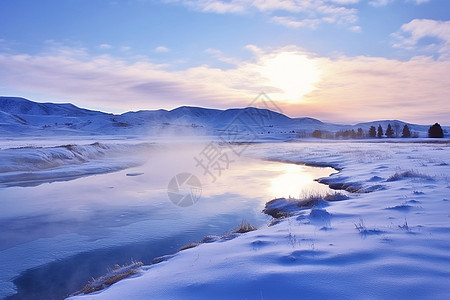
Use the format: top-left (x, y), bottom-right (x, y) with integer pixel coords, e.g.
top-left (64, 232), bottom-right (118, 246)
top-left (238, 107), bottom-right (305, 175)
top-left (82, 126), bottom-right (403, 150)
top-left (259, 52), bottom-right (320, 103)
top-left (269, 164), bottom-right (329, 198)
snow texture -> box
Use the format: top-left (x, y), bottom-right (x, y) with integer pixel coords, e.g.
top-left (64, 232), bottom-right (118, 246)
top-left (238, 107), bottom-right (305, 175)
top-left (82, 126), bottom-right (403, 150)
top-left (0, 142), bottom-right (152, 187)
top-left (68, 141), bottom-right (450, 300)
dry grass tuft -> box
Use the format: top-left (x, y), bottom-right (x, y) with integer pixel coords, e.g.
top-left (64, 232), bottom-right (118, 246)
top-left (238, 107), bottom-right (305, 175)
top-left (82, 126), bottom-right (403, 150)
top-left (264, 192), bottom-right (348, 219)
top-left (74, 261), bottom-right (143, 295)
top-left (179, 242), bottom-right (200, 251)
top-left (232, 220), bottom-right (257, 234)
top-left (387, 170), bottom-right (432, 182)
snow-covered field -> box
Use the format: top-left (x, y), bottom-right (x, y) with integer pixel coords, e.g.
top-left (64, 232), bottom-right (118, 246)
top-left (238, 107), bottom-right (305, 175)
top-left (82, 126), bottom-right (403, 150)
top-left (69, 140), bottom-right (450, 300)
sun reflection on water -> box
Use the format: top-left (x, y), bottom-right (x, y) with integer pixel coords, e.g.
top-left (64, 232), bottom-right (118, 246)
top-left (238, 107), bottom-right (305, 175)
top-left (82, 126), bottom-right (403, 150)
top-left (268, 163), bottom-right (336, 199)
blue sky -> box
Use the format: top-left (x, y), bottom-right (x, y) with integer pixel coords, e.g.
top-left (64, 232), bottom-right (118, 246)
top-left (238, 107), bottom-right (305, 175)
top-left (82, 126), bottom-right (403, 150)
top-left (0, 0), bottom-right (449, 124)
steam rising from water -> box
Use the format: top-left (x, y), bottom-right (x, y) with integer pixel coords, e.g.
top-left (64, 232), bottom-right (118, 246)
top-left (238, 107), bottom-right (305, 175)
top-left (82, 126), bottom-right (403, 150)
top-left (0, 140), bottom-right (337, 299)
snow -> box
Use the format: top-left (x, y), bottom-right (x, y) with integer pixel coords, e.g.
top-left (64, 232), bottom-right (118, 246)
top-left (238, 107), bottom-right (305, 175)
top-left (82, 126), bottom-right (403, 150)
top-left (0, 142), bottom-right (152, 187)
top-left (2, 97), bottom-right (448, 137)
top-left (68, 141), bottom-right (450, 300)
top-left (1, 97), bottom-right (449, 299)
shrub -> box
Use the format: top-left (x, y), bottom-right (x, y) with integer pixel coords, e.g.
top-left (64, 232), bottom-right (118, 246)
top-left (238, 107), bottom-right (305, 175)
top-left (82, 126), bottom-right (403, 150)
top-left (312, 130), bottom-right (323, 138)
top-left (428, 123), bottom-right (444, 138)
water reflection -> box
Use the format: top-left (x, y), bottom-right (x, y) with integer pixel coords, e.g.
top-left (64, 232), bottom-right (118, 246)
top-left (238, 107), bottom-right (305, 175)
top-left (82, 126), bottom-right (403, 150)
top-left (0, 143), bottom-right (337, 299)
top-left (269, 163), bottom-right (337, 198)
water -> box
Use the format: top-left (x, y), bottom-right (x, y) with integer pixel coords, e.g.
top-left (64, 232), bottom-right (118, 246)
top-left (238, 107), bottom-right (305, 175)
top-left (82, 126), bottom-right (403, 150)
top-left (0, 142), bottom-right (337, 300)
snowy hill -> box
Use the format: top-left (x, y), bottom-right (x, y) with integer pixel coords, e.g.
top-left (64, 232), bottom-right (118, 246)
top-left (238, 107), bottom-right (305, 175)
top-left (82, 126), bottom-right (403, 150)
top-left (0, 97), bottom-right (104, 117)
top-left (0, 97), bottom-right (447, 138)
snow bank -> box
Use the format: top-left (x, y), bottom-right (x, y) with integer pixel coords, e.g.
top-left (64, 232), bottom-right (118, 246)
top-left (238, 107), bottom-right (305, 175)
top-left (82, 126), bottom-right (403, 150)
top-left (0, 142), bottom-right (152, 187)
top-left (72, 261), bottom-right (144, 296)
top-left (68, 141), bottom-right (450, 300)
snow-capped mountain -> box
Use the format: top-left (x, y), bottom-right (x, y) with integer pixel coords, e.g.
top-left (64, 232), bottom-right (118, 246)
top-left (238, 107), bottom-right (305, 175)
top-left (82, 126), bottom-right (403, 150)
top-left (0, 97), bottom-right (446, 137)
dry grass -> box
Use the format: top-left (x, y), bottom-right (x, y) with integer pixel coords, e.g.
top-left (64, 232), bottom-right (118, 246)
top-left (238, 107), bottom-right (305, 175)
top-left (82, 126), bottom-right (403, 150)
top-left (387, 170), bottom-right (433, 182)
top-left (232, 220), bottom-right (257, 234)
top-left (178, 221), bottom-right (257, 253)
top-left (179, 242), bottom-right (200, 251)
top-left (264, 192), bottom-right (349, 219)
top-left (398, 219), bottom-right (410, 231)
top-left (323, 192), bottom-right (349, 201)
top-left (74, 261), bottom-right (143, 295)
top-left (354, 218), bottom-right (383, 236)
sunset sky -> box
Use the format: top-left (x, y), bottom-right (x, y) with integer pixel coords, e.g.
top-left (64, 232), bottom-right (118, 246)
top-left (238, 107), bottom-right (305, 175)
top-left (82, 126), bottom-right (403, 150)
top-left (0, 0), bottom-right (449, 124)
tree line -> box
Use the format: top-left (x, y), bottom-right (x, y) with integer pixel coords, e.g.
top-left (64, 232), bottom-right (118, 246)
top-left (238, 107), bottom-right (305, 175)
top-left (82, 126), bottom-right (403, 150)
top-left (310, 123), bottom-right (445, 139)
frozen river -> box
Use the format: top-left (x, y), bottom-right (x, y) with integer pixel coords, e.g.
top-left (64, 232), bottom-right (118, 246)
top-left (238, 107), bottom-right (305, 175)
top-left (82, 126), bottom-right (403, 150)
top-left (0, 142), bottom-right (336, 299)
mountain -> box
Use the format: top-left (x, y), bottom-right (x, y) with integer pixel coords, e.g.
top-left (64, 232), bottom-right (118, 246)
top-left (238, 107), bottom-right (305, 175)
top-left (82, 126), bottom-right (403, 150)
top-left (0, 97), bottom-right (104, 117)
top-left (0, 96), bottom-right (447, 138)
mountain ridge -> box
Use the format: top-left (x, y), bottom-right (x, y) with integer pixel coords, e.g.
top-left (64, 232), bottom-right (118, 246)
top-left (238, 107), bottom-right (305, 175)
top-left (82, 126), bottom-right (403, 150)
top-left (0, 96), bottom-right (446, 137)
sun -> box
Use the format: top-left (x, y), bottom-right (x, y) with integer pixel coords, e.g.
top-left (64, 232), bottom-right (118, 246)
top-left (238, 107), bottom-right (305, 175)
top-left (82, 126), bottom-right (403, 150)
top-left (259, 52), bottom-right (320, 103)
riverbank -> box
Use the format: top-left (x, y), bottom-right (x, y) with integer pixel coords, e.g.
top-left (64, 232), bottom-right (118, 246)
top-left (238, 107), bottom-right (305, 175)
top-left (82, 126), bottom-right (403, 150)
top-left (69, 141), bottom-right (450, 299)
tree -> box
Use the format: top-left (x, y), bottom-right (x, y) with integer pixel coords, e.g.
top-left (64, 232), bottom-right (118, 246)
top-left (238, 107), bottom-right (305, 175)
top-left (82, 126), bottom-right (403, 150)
top-left (428, 123), bottom-right (444, 138)
top-left (357, 128), bottom-right (364, 138)
top-left (368, 126), bottom-right (376, 138)
top-left (312, 130), bottom-right (323, 138)
top-left (377, 125), bottom-right (383, 138)
top-left (385, 124), bottom-right (394, 138)
top-left (402, 124), bottom-right (411, 138)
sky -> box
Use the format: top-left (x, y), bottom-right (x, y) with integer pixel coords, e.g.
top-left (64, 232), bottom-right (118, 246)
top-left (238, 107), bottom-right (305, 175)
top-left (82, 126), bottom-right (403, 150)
top-left (0, 0), bottom-right (449, 125)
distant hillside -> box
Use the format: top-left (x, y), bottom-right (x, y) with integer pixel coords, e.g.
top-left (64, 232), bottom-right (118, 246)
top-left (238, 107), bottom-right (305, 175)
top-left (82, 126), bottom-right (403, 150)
top-left (0, 96), bottom-right (447, 138)
top-left (0, 97), bottom-right (105, 116)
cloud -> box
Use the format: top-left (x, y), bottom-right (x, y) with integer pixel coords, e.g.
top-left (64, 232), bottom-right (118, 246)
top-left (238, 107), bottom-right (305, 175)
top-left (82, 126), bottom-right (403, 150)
top-left (0, 45), bottom-right (449, 124)
top-left (0, 48), bottom-right (264, 112)
top-left (349, 25), bottom-right (361, 32)
top-left (370, 0), bottom-right (430, 6)
top-left (298, 55), bottom-right (450, 123)
top-left (154, 46), bottom-right (170, 53)
top-left (369, 0), bottom-right (392, 6)
top-left (329, 0), bottom-right (359, 3)
top-left (204, 48), bottom-right (241, 64)
top-left (174, 0), bottom-right (359, 29)
top-left (179, 0), bottom-right (246, 13)
top-left (0, 45), bottom-right (322, 114)
top-left (408, 0), bottom-right (431, 4)
top-left (98, 44), bottom-right (112, 50)
top-left (392, 19), bottom-right (450, 60)
top-left (271, 16), bottom-right (322, 29)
